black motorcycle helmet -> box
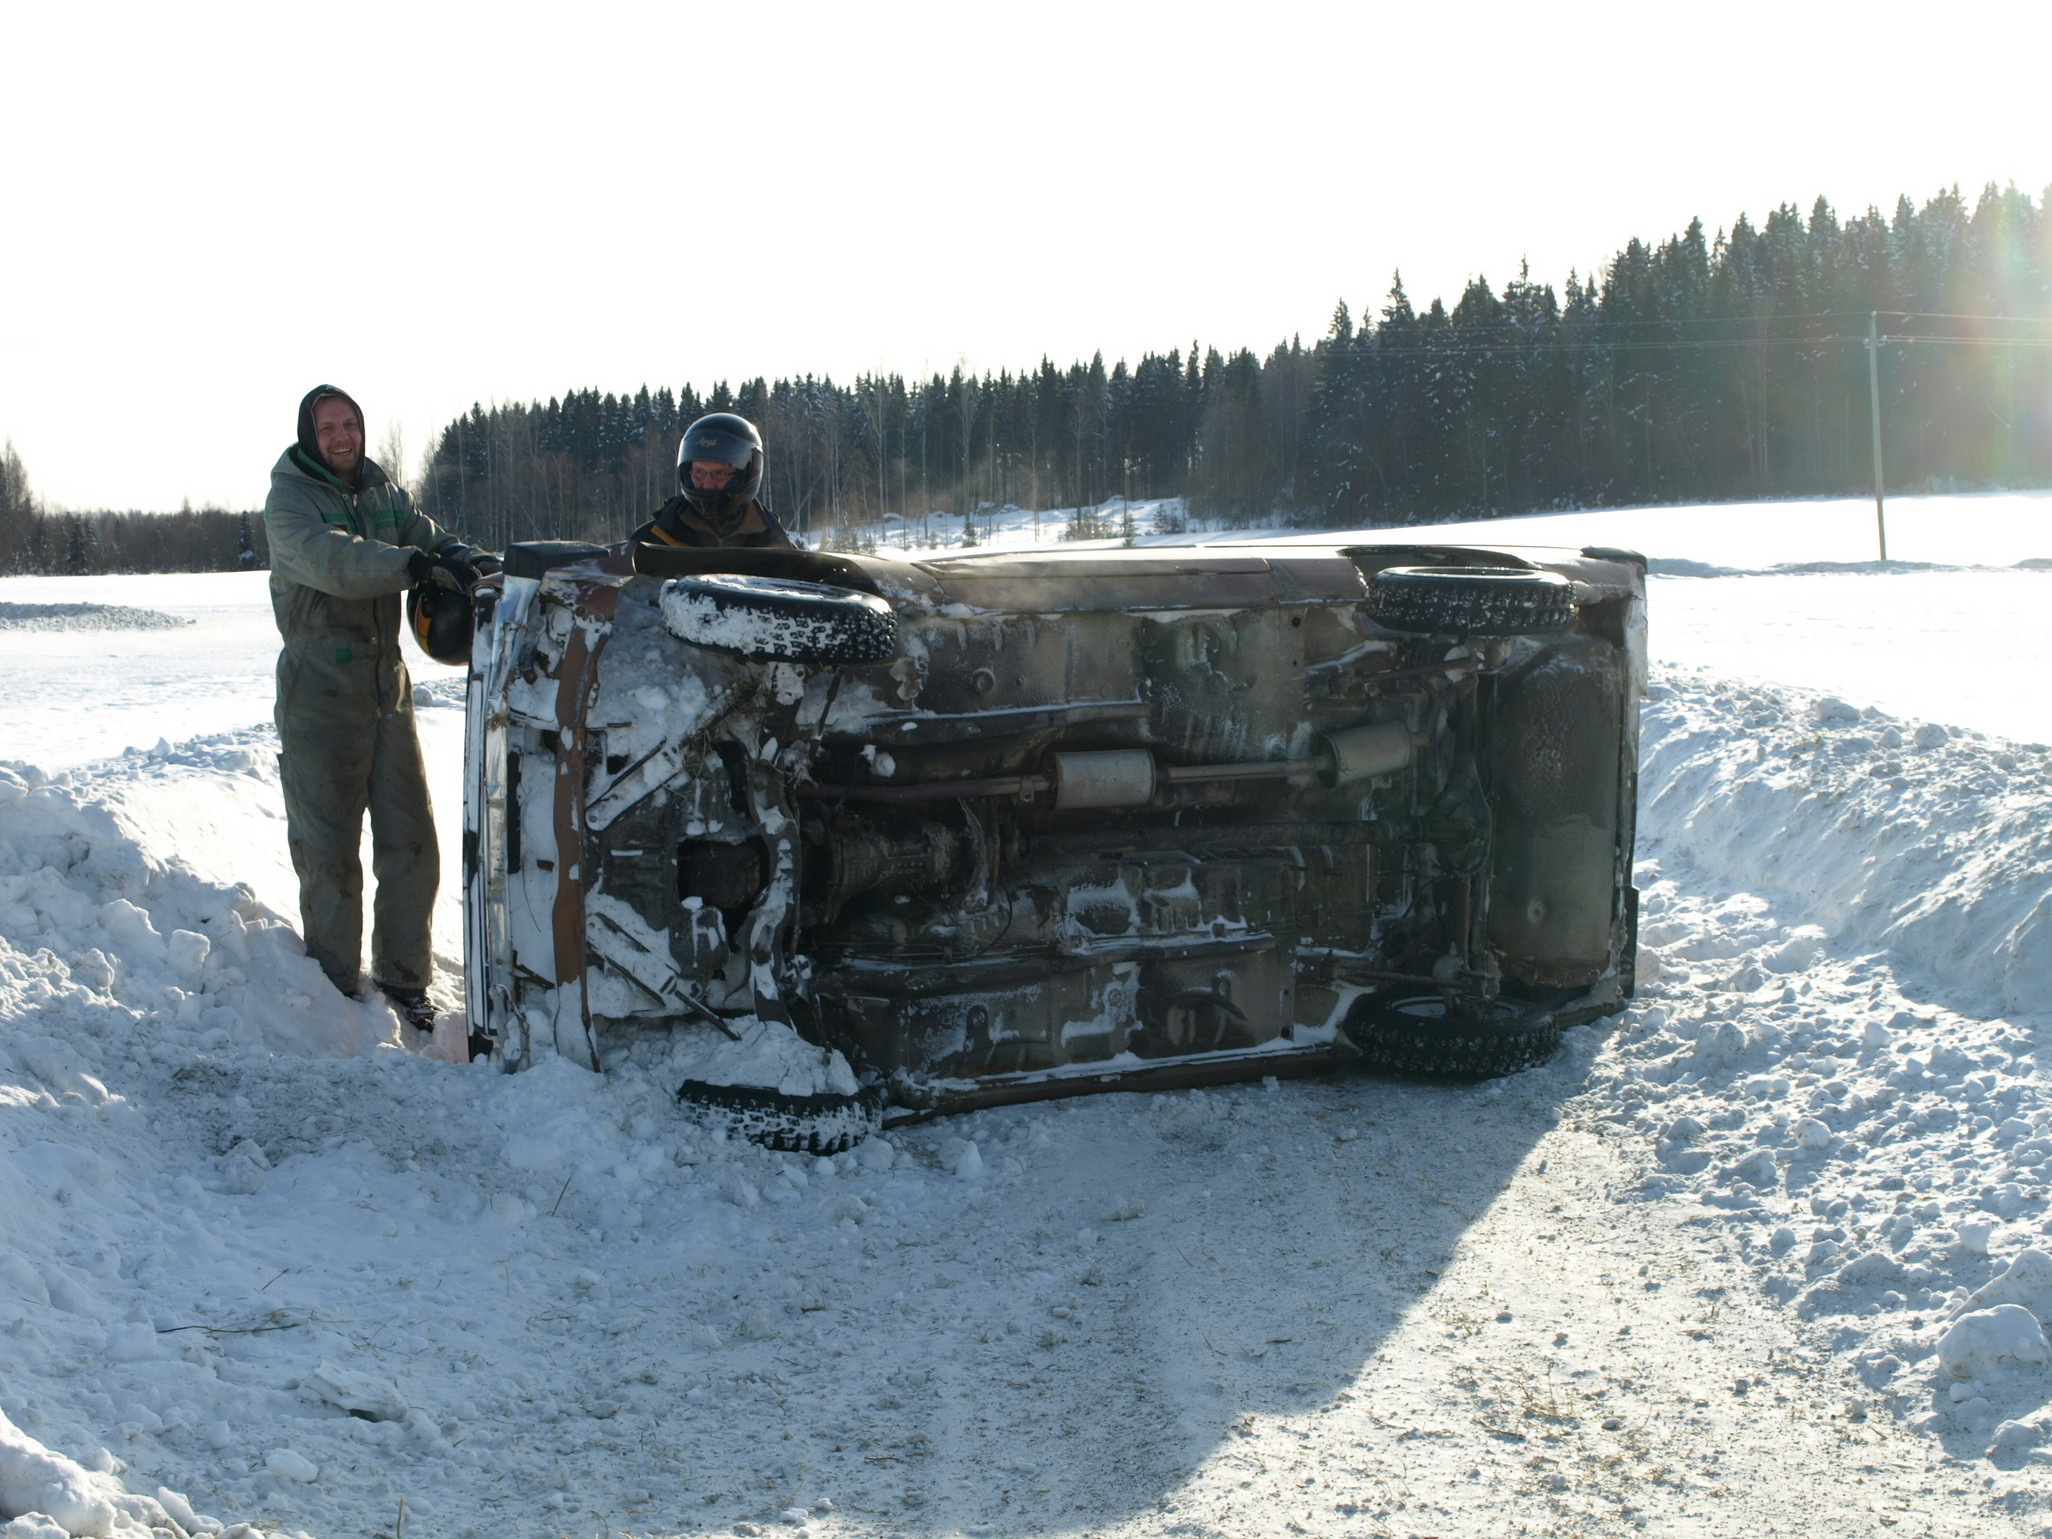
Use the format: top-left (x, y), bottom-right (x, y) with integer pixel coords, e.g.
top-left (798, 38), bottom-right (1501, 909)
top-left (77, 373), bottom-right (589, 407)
top-left (407, 581), bottom-right (475, 667)
top-left (676, 413), bottom-right (764, 527)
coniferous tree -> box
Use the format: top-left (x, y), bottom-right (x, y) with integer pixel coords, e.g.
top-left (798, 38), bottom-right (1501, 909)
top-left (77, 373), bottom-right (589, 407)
top-left (63, 514), bottom-right (96, 574)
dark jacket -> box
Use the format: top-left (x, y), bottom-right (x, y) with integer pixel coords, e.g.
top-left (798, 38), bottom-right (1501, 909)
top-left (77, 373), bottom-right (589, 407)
top-left (627, 495), bottom-right (796, 551)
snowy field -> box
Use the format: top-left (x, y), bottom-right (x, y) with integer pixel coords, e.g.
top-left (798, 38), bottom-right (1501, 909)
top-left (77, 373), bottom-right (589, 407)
top-left (1, 490), bottom-right (2051, 1538)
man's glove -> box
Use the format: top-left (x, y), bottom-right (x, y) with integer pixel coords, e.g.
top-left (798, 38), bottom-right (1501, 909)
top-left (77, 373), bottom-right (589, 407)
top-left (434, 541), bottom-right (502, 586)
top-left (408, 544), bottom-right (482, 592)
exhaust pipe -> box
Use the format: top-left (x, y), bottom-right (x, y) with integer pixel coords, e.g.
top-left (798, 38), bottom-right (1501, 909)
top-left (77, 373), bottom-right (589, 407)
top-left (807, 724), bottom-right (1417, 808)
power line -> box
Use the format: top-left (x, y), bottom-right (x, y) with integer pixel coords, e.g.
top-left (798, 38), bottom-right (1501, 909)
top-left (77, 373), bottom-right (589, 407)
top-left (1882, 311), bottom-right (2052, 326)
top-left (1336, 336), bottom-right (1908, 357)
top-left (1332, 332), bottom-right (2052, 358)
top-left (1875, 335), bottom-right (2052, 349)
top-left (1333, 311), bottom-right (2052, 342)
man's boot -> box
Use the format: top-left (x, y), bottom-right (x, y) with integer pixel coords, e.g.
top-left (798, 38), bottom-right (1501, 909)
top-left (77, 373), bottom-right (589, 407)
top-left (378, 982), bottom-right (435, 1033)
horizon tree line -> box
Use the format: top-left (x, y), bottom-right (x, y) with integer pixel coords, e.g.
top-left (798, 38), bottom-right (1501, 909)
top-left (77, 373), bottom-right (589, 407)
top-left (0, 442), bottom-right (264, 575)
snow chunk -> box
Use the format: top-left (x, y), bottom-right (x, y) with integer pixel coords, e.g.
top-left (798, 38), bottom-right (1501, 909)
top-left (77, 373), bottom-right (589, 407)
top-left (301, 1361), bottom-right (409, 1422)
top-left (0, 1255), bottom-right (48, 1309)
top-left (151, 1487), bottom-right (199, 1532)
top-left (92, 898), bottom-right (161, 957)
top-left (217, 1138), bottom-right (270, 1196)
top-left (1959, 1248), bottom-right (2052, 1324)
top-left (264, 1448), bottom-right (319, 1483)
top-left (0, 1402), bottom-right (173, 1536)
top-left (1937, 1304), bottom-right (2049, 1381)
top-left (1837, 1252), bottom-right (1906, 1289)
top-left (953, 1141), bottom-right (984, 1181)
top-left (827, 1194), bottom-right (870, 1224)
top-left (99, 1324), bottom-right (158, 1364)
top-left (166, 927), bottom-right (210, 976)
top-left (1692, 1019), bottom-right (1750, 1068)
top-left (1722, 1149), bottom-right (1777, 1189)
top-left (1765, 926), bottom-right (1826, 974)
top-left (1990, 1417), bottom-right (2048, 1457)
top-left (669, 1017), bottom-right (859, 1100)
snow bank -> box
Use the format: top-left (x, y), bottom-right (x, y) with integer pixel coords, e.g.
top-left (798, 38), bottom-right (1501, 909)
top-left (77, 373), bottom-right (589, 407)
top-left (1577, 666), bottom-right (2052, 1463)
top-left (0, 758), bottom-right (401, 1063)
top-left (0, 757), bottom-right (414, 1532)
top-left (0, 604), bottom-right (192, 633)
top-left (1637, 670), bottom-right (2052, 1017)
top-left (0, 1403), bottom-right (181, 1536)
top-left (0, 743), bottom-right (935, 1536)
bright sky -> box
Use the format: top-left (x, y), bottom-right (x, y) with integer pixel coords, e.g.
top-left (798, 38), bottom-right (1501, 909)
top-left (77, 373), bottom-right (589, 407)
top-left (4, 0), bottom-right (2049, 512)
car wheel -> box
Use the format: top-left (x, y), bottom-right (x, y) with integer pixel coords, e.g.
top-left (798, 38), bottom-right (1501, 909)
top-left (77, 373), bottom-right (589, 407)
top-left (677, 1079), bottom-right (886, 1155)
top-left (1366, 565), bottom-right (1574, 636)
top-left (659, 575), bottom-right (898, 664)
top-left (1345, 993), bottom-right (1562, 1079)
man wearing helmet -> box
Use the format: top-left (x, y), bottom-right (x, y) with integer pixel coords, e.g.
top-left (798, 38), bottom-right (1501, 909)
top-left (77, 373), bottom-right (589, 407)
top-left (262, 384), bottom-right (497, 1036)
top-left (628, 412), bottom-right (796, 550)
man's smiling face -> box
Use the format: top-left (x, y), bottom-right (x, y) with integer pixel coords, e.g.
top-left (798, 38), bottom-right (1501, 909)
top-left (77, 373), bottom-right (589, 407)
top-left (313, 396), bottom-right (363, 477)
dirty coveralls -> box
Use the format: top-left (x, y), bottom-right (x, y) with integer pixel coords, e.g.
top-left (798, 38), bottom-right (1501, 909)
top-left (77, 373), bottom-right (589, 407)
top-left (262, 446), bottom-right (454, 995)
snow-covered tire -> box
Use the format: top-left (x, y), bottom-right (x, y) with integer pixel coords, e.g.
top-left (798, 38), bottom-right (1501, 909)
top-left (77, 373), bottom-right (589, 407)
top-left (677, 1079), bottom-right (886, 1155)
top-left (1366, 566), bottom-right (1573, 636)
top-left (1345, 994), bottom-right (1561, 1079)
top-left (659, 575), bottom-right (898, 665)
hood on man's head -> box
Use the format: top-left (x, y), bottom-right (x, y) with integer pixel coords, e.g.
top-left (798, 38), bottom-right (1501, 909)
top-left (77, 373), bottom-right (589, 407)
top-left (296, 383), bottom-right (365, 464)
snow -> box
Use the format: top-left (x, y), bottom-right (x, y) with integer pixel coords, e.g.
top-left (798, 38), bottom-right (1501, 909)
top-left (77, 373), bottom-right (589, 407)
top-left (663, 1018), bottom-right (861, 1100)
top-left (1939, 1307), bottom-right (2050, 1382)
top-left (2, 489), bottom-right (2052, 1534)
top-left (0, 604), bottom-right (193, 634)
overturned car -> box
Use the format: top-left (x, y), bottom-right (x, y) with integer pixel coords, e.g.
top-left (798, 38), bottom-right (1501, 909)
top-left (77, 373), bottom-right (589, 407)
top-left (462, 538), bottom-right (1644, 1149)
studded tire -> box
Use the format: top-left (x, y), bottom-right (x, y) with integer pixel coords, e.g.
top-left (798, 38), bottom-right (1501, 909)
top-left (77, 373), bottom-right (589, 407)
top-left (659, 575), bottom-right (898, 665)
top-left (1344, 993), bottom-right (1562, 1080)
top-left (1366, 565), bottom-right (1574, 636)
top-left (677, 1079), bottom-right (887, 1156)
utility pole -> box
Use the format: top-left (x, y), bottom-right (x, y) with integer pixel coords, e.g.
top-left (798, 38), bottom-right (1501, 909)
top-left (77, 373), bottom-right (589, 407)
top-left (1867, 311), bottom-right (1888, 560)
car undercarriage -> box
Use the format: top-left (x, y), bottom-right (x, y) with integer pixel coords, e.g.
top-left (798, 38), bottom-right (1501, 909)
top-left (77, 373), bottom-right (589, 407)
top-left (463, 538), bottom-right (1645, 1150)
